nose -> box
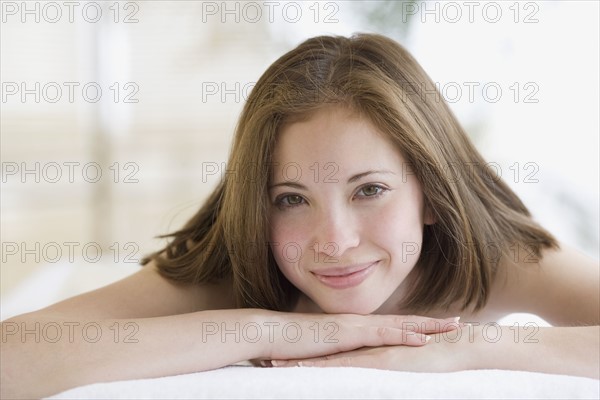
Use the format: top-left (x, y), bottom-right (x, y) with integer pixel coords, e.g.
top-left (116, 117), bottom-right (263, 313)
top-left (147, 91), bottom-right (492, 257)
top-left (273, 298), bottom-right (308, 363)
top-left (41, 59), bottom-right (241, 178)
top-left (312, 206), bottom-right (360, 262)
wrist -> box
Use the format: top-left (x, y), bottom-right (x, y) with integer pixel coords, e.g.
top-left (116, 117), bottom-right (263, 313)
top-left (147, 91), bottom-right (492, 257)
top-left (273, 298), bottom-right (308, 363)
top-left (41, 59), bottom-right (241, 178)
top-left (197, 308), bottom-right (277, 361)
top-left (435, 323), bottom-right (484, 371)
top-left (461, 323), bottom-right (486, 370)
top-left (461, 323), bottom-right (512, 371)
top-left (240, 308), bottom-right (284, 360)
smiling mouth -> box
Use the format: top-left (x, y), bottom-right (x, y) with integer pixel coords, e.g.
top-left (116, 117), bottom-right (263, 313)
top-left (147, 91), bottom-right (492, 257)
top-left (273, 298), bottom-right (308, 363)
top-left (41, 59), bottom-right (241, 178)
top-left (311, 261), bottom-right (379, 289)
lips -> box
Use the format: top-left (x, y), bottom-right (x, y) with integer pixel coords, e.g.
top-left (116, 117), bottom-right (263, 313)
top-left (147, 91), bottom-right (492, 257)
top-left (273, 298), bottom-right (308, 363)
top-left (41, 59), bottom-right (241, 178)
top-left (311, 261), bottom-right (378, 289)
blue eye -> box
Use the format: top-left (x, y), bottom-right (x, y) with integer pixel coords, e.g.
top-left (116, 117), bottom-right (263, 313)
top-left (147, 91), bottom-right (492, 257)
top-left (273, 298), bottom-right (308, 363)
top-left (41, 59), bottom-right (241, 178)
top-left (356, 184), bottom-right (388, 199)
top-left (275, 194), bottom-right (305, 209)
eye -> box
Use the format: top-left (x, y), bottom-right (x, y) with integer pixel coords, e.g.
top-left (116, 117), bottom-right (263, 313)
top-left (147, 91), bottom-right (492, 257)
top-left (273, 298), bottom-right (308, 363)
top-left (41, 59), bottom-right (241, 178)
top-left (275, 194), bottom-right (306, 209)
top-left (355, 184), bottom-right (388, 199)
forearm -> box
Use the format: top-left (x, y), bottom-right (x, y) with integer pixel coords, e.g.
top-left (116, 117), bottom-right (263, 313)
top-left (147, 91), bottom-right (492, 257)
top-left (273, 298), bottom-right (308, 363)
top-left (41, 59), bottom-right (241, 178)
top-left (463, 324), bottom-right (600, 379)
top-left (1, 308), bottom-right (468, 397)
top-left (1, 309), bottom-right (269, 399)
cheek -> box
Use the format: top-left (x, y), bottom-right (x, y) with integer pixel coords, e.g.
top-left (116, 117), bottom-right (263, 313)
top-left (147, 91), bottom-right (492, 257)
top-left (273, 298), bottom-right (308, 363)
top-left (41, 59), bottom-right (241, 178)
top-left (269, 213), bottom-right (309, 246)
top-left (365, 199), bottom-right (425, 257)
top-left (268, 212), bottom-right (311, 268)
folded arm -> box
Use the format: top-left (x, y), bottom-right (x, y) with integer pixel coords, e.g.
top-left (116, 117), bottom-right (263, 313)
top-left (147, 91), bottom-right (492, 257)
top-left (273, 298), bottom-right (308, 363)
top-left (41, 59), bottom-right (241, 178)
top-left (0, 263), bottom-right (453, 398)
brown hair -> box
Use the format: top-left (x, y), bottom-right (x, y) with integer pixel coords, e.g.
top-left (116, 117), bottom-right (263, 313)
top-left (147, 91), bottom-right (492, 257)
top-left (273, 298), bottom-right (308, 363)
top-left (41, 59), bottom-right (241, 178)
top-left (141, 33), bottom-right (558, 314)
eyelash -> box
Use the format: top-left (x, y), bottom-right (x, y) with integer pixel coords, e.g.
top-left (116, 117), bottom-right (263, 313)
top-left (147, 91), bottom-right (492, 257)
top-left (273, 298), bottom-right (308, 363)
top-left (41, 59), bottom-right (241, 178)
top-left (274, 184), bottom-right (389, 210)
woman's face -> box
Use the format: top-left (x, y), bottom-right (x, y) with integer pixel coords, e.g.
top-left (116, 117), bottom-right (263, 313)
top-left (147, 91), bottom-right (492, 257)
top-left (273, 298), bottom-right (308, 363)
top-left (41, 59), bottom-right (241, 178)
top-left (268, 106), bottom-right (435, 314)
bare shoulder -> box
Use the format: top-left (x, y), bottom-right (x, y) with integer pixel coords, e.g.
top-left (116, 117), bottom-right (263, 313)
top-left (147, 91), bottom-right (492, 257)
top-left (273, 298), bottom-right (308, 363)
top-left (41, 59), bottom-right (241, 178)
top-left (488, 242), bottom-right (599, 326)
top-left (32, 260), bottom-right (236, 320)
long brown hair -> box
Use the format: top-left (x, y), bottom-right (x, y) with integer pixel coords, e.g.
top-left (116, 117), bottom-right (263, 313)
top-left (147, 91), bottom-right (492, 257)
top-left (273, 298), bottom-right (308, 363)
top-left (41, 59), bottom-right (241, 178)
top-left (141, 33), bottom-right (558, 313)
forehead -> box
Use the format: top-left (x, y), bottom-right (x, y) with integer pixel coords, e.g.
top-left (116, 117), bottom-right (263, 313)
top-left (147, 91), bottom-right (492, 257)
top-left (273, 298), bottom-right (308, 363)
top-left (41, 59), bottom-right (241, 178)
top-left (271, 107), bottom-right (407, 177)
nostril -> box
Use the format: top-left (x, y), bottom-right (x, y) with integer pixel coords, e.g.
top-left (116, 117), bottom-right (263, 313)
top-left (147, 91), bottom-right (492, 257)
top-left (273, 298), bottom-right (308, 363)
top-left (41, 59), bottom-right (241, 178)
top-left (312, 242), bottom-right (319, 253)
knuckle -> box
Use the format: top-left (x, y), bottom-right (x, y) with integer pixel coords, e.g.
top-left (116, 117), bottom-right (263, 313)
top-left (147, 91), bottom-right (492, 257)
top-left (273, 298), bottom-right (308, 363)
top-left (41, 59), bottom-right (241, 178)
top-left (376, 326), bottom-right (390, 340)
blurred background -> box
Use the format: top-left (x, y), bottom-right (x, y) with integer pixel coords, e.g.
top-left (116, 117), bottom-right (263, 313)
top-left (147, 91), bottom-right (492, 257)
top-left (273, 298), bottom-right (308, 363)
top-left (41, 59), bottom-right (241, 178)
top-left (1, 1), bottom-right (598, 320)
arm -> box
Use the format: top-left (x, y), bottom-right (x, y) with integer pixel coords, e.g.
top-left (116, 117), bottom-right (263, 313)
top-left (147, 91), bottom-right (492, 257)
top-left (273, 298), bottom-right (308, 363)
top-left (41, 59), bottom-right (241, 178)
top-left (276, 242), bottom-right (600, 377)
top-left (0, 263), bottom-right (254, 398)
top-left (466, 324), bottom-right (599, 379)
top-left (1, 262), bottom-right (448, 398)
top-left (1, 308), bottom-right (271, 398)
top-left (462, 241), bottom-right (600, 377)
top-left (282, 324), bottom-right (599, 379)
top-left (466, 242), bottom-right (599, 377)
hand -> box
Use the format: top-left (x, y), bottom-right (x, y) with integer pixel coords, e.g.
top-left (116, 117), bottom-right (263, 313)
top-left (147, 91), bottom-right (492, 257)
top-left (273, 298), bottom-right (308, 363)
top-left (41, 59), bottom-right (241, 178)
top-left (265, 323), bottom-right (472, 372)
top-left (262, 323), bottom-right (473, 372)
top-left (250, 311), bottom-right (463, 367)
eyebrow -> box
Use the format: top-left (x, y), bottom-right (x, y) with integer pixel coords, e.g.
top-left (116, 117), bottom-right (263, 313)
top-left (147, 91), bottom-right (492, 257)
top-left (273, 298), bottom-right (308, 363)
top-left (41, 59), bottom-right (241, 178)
top-left (268, 169), bottom-right (396, 190)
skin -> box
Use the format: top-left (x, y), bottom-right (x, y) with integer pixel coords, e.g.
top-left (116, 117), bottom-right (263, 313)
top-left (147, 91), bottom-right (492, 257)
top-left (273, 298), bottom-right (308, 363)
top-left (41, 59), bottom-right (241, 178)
top-left (1, 106), bottom-right (598, 398)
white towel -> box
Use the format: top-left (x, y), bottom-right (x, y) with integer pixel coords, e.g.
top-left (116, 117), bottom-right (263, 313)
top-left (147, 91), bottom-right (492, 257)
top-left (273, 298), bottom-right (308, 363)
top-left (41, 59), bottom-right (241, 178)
top-left (49, 365), bottom-right (600, 399)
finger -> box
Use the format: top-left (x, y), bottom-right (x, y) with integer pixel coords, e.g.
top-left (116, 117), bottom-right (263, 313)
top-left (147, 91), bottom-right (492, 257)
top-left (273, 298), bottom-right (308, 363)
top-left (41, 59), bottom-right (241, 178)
top-left (401, 330), bottom-right (432, 346)
top-left (268, 346), bottom-right (378, 368)
top-left (359, 327), bottom-right (431, 347)
top-left (367, 315), bottom-right (462, 334)
top-left (272, 355), bottom-right (369, 368)
top-left (298, 356), bottom-right (362, 368)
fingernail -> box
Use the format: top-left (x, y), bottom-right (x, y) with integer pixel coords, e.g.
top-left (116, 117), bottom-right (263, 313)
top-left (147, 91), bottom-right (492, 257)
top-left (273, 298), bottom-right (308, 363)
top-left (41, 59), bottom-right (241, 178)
top-left (299, 361), bottom-right (314, 367)
top-left (271, 360), bottom-right (288, 367)
top-left (446, 316), bottom-right (460, 323)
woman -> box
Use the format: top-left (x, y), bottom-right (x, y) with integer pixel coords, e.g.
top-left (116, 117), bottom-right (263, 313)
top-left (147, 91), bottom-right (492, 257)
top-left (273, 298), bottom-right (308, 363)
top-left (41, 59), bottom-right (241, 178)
top-left (2, 33), bottom-right (598, 398)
